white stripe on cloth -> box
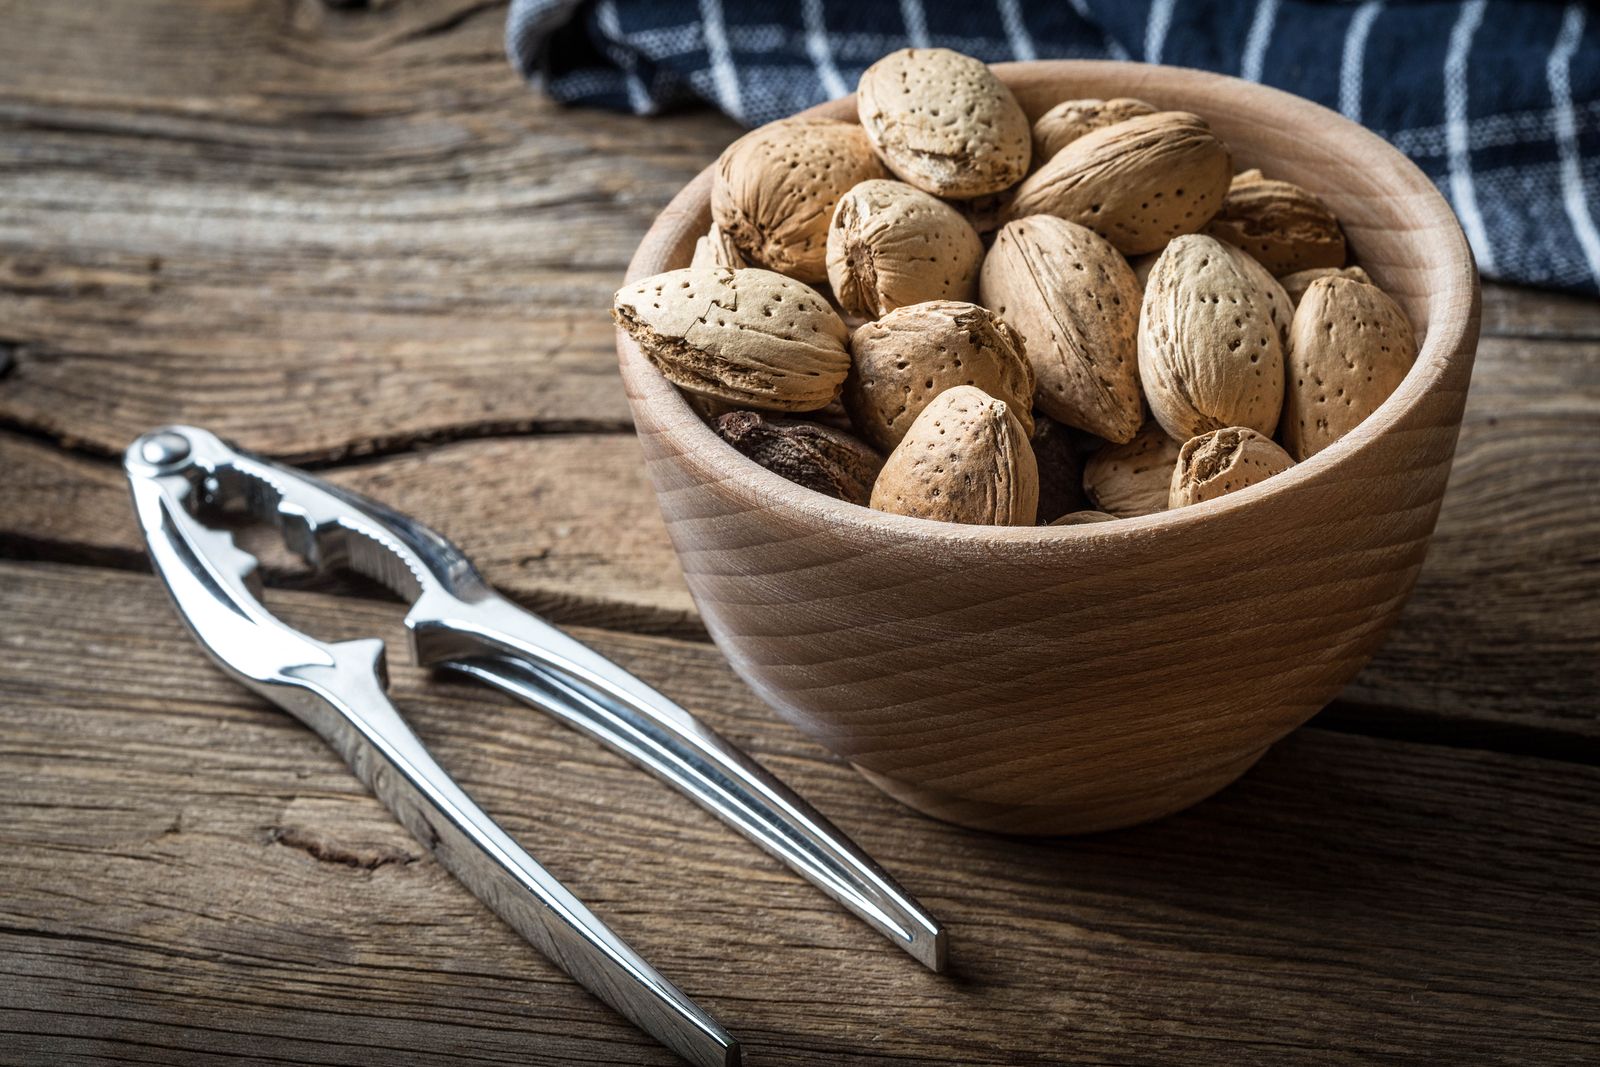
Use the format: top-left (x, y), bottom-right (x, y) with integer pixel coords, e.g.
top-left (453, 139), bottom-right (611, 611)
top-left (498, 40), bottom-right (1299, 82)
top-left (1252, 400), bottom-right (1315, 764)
top-left (699, 0), bottom-right (743, 121)
top-left (1146, 0), bottom-right (1176, 64)
top-left (1240, 0), bottom-right (1279, 83)
top-left (595, 0), bottom-right (651, 113)
top-left (1069, 0), bottom-right (1130, 61)
top-left (899, 0), bottom-right (930, 48)
top-left (802, 0), bottom-right (849, 99)
top-left (997, 0), bottom-right (1037, 61)
top-left (1339, 1), bottom-right (1383, 123)
top-left (1548, 2), bottom-right (1600, 287)
top-left (1444, 0), bottom-right (1496, 275)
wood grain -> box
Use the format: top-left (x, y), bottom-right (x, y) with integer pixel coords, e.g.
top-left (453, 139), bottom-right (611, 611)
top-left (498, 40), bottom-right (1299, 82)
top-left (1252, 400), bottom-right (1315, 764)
top-left (620, 63), bottom-right (1481, 833)
top-left (0, 0), bottom-right (737, 459)
top-left (3, 562), bottom-right (1598, 1065)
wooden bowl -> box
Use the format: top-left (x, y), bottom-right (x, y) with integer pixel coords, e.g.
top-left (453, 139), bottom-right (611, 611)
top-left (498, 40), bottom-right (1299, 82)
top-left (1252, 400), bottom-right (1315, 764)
top-left (617, 62), bottom-right (1479, 834)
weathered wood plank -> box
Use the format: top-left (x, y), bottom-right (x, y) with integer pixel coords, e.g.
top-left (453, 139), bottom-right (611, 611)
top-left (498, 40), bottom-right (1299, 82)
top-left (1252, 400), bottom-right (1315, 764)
top-left (0, 429), bottom-right (698, 634)
top-left (1, 562), bottom-right (1597, 1065)
top-left (0, 0), bottom-right (737, 459)
top-left (1481, 283), bottom-right (1600, 340)
top-left (5, 328), bottom-right (1594, 736)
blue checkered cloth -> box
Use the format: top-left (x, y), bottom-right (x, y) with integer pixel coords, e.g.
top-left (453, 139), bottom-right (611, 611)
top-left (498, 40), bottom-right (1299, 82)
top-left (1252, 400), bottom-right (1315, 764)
top-left (508, 0), bottom-right (1600, 295)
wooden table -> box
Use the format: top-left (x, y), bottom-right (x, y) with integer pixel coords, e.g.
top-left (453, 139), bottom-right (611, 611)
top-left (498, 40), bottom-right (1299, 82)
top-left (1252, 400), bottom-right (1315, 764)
top-left (3, 3), bottom-right (1597, 1063)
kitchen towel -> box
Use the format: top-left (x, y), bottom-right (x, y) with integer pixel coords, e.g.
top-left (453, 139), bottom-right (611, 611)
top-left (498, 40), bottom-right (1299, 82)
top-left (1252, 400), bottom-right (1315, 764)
top-left (508, 0), bottom-right (1600, 295)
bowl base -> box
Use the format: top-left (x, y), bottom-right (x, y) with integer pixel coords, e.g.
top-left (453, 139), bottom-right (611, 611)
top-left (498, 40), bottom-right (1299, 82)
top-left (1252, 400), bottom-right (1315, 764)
top-left (852, 743), bottom-right (1274, 835)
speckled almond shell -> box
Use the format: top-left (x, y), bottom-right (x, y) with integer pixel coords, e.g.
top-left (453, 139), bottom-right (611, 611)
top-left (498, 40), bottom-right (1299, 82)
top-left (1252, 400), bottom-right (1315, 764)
top-left (979, 215), bottom-right (1144, 444)
top-left (1221, 241), bottom-right (1294, 352)
top-left (826, 180), bottom-right (985, 319)
top-left (1031, 97), bottom-right (1157, 164)
top-left (1280, 265), bottom-right (1372, 305)
top-left (870, 385), bottom-right (1039, 525)
top-left (712, 118), bottom-right (887, 283)
top-left (845, 300), bottom-right (1034, 451)
top-left (1081, 419), bottom-right (1182, 517)
top-left (856, 48), bottom-right (1031, 199)
top-left (1283, 275), bottom-right (1418, 460)
top-left (690, 221), bottom-right (747, 270)
top-left (613, 267), bottom-right (850, 412)
top-left (1169, 426), bottom-right (1294, 507)
top-left (1138, 234), bottom-right (1285, 440)
top-left (1006, 111), bottom-right (1232, 255)
top-left (1204, 169), bottom-right (1348, 275)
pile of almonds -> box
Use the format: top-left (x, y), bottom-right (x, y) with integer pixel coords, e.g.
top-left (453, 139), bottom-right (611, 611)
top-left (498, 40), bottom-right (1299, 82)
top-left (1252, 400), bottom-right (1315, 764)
top-left (615, 48), bottom-right (1418, 527)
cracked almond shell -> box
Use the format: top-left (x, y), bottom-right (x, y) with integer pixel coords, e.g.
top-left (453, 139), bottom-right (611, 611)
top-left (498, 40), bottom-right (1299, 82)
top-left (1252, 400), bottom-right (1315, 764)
top-left (826, 180), bottom-right (984, 318)
top-left (1283, 275), bottom-right (1418, 460)
top-left (1032, 97), bottom-right (1158, 164)
top-left (870, 385), bottom-right (1038, 525)
top-left (712, 118), bottom-right (888, 284)
top-left (845, 300), bottom-right (1034, 451)
top-left (1204, 169), bottom-right (1347, 275)
top-left (856, 48), bottom-right (1030, 199)
top-left (979, 215), bottom-right (1144, 444)
top-left (715, 410), bottom-right (883, 506)
top-left (1138, 234), bottom-right (1285, 440)
top-left (614, 267), bottom-right (851, 412)
top-left (1006, 111), bottom-right (1232, 255)
top-left (1169, 426), bottom-right (1294, 508)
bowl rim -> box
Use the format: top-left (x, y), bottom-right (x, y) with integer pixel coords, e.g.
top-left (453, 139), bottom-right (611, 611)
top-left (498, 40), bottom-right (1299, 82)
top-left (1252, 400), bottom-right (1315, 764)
top-left (618, 59), bottom-right (1481, 547)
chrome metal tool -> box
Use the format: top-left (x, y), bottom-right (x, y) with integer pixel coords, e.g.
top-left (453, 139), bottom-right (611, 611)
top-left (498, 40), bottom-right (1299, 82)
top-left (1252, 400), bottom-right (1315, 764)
top-left (125, 425), bottom-right (944, 1067)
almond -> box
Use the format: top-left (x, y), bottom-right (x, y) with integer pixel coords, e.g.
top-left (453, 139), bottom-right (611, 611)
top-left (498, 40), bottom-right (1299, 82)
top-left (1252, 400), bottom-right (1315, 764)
top-left (1005, 112), bottom-right (1232, 254)
top-left (1220, 241), bottom-right (1294, 352)
top-left (1169, 426), bottom-right (1294, 507)
top-left (1283, 275), bottom-right (1418, 460)
top-left (715, 410), bottom-right (883, 506)
top-left (856, 48), bottom-right (1030, 199)
top-left (870, 385), bottom-right (1038, 525)
top-left (1280, 264), bottom-right (1372, 305)
top-left (690, 221), bottom-right (747, 270)
top-left (980, 215), bottom-right (1143, 443)
top-left (712, 118), bottom-right (888, 283)
top-left (614, 267), bottom-right (850, 412)
top-left (826, 180), bottom-right (984, 318)
top-left (1032, 97), bottom-right (1158, 163)
top-left (1203, 169), bottom-right (1347, 275)
top-left (846, 300), bottom-right (1033, 451)
top-left (1050, 510), bottom-right (1118, 526)
top-left (1082, 420), bottom-right (1181, 517)
top-left (1138, 234), bottom-right (1285, 440)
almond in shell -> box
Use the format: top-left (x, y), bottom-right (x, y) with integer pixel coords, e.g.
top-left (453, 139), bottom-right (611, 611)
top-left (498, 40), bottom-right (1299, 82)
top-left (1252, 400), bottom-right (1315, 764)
top-left (690, 221), bottom-right (747, 270)
top-left (870, 385), bottom-right (1038, 525)
top-left (1082, 420), bottom-right (1181, 517)
top-left (826, 180), bottom-right (984, 318)
top-left (846, 300), bottom-right (1034, 451)
top-left (1032, 97), bottom-right (1158, 164)
top-left (715, 410), bottom-right (883, 506)
top-left (856, 48), bottom-right (1030, 199)
top-left (980, 215), bottom-right (1144, 443)
top-left (1138, 234), bottom-right (1285, 440)
top-left (1280, 265), bottom-right (1372, 305)
top-left (1283, 275), bottom-right (1418, 460)
top-left (712, 118), bottom-right (888, 283)
top-left (1169, 426), bottom-right (1294, 507)
top-left (1203, 169), bottom-right (1347, 275)
top-left (614, 267), bottom-right (850, 412)
top-left (1006, 112), bottom-right (1232, 254)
